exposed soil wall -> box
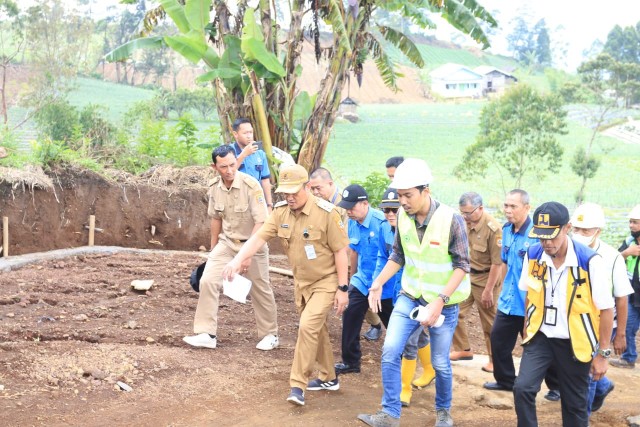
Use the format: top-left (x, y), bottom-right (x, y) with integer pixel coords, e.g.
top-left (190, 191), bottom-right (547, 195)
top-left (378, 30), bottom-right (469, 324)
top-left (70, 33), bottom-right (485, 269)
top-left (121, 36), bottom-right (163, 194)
top-left (0, 167), bottom-right (212, 256)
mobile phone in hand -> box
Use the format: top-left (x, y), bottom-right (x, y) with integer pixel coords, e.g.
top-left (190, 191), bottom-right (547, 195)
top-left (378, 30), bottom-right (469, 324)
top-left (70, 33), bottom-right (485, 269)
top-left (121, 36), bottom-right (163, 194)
top-left (253, 141), bottom-right (263, 150)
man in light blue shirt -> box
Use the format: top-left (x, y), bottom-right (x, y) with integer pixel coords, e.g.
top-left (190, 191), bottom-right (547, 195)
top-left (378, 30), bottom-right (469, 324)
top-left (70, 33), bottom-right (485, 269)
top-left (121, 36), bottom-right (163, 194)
top-left (334, 184), bottom-right (391, 375)
top-left (484, 189), bottom-right (538, 392)
top-left (231, 118), bottom-right (273, 211)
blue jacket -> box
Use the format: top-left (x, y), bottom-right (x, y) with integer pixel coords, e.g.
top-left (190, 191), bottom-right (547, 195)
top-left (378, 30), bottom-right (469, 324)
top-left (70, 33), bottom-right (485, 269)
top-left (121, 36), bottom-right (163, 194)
top-left (349, 208), bottom-right (387, 296)
top-left (232, 142), bottom-right (271, 182)
top-left (373, 220), bottom-right (403, 302)
top-left (498, 216), bottom-right (538, 316)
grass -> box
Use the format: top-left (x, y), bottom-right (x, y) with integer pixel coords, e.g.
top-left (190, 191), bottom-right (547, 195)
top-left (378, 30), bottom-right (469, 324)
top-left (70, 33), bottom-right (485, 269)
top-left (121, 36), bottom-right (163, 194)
top-left (67, 77), bottom-right (156, 123)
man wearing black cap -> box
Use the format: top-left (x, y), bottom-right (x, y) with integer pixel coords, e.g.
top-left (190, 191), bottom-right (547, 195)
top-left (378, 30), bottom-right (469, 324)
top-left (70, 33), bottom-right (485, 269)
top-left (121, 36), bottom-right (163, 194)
top-left (335, 184), bottom-right (392, 375)
top-left (513, 201), bottom-right (614, 427)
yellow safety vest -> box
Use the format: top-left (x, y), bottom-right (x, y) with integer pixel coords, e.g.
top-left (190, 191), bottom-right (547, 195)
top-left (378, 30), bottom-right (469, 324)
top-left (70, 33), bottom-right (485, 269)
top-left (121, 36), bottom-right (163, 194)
top-left (398, 204), bottom-right (470, 304)
top-left (523, 243), bottom-right (600, 363)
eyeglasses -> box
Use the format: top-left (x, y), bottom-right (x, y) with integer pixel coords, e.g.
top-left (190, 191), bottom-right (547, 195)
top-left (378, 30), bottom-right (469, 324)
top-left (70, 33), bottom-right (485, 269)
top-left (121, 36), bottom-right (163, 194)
top-left (382, 208), bottom-right (399, 214)
top-left (459, 206), bottom-right (479, 217)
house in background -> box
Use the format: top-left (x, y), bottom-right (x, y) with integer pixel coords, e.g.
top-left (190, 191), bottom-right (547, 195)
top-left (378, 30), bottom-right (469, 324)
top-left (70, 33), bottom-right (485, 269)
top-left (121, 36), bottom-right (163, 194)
top-left (473, 66), bottom-right (518, 94)
top-left (429, 63), bottom-right (483, 98)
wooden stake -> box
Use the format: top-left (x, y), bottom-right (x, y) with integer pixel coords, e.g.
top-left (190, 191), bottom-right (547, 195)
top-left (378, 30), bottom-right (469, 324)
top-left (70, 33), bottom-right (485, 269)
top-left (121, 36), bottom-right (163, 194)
top-left (2, 216), bottom-right (8, 257)
top-left (89, 215), bottom-right (95, 246)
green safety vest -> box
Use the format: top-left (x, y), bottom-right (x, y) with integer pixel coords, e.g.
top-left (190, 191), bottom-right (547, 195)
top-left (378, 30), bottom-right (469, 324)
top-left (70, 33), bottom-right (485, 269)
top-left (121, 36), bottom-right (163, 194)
top-left (626, 238), bottom-right (639, 280)
top-left (398, 203), bottom-right (470, 304)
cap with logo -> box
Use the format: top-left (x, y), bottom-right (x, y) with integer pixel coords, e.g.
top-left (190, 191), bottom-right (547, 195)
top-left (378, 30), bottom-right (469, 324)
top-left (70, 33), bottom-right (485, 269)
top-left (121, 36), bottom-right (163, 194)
top-left (379, 187), bottom-right (400, 208)
top-left (529, 201), bottom-right (570, 240)
top-left (338, 184), bottom-right (368, 209)
top-left (275, 164), bottom-right (308, 194)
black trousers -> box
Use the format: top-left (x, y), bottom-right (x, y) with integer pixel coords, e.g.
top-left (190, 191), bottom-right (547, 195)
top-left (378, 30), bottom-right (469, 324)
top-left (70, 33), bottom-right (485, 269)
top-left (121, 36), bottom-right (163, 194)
top-left (514, 333), bottom-right (591, 427)
top-left (490, 310), bottom-right (524, 387)
top-left (341, 286), bottom-right (394, 365)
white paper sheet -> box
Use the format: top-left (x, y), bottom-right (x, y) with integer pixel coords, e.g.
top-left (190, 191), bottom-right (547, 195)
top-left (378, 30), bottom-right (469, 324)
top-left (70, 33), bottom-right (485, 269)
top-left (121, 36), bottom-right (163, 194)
top-left (222, 274), bottom-right (252, 304)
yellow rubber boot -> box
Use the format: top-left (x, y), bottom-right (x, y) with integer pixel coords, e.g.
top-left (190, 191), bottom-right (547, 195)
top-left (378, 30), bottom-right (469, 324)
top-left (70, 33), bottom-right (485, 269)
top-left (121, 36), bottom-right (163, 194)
top-left (412, 344), bottom-right (436, 388)
top-left (400, 358), bottom-right (416, 407)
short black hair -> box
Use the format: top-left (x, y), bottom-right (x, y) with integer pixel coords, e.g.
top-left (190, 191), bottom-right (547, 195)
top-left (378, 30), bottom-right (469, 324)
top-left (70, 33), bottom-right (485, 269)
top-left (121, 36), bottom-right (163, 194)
top-left (232, 117), bottom-right (252, 131)
top-left (212, 144), bottom-right (236, 164)
top-left (385, 156), bottom-right (404, 168)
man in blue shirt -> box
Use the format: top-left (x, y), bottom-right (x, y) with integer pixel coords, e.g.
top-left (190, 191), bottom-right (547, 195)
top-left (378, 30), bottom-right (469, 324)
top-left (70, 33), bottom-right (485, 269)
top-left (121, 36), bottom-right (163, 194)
top-left (484, 189), bottom-right (538, 391)
top-left (334, 184), bottom-right (392, 375)
top-left (231, 118), bottom-right (273, 212)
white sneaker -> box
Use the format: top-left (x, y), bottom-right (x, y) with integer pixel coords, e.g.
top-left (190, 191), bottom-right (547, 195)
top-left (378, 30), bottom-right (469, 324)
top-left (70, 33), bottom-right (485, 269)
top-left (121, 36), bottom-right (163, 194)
top-left (256, 334), bottom-right (279, 351)
top-left (183, 333), bottom-right (217, 349)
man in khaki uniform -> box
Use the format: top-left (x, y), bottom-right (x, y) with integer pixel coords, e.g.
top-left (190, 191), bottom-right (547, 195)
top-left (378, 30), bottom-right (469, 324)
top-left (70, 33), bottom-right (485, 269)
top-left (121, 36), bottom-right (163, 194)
top-left (183, 145), bottom-right (278, 351)
top-left (308, 167), bottom-right (383, 341)
top-left (223, 164), bottom-right (349, 406)
top-left (450, 192), bottom-right (502, 373)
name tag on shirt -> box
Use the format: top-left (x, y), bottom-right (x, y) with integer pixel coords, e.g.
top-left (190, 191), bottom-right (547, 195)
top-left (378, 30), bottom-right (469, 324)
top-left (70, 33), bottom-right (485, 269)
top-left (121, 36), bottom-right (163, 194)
top-left (544, 306), bottom-right (557, 326)
top-left (305, 244), bottom-right (317, 260)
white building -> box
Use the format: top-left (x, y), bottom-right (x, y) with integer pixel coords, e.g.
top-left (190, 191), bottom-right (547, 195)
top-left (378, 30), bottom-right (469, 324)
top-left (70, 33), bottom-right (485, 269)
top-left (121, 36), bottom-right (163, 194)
top-left (429, 63), bottom-right (483, 98)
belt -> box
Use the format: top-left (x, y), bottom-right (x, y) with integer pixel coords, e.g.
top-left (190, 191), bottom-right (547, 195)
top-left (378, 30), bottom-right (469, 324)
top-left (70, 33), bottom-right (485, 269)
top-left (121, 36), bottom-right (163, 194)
top-left (399, 290), bottom-right (458, 307)
top-left (230, 239), bottom-right (248, 244)
top-left (470, 267), bottom-right (491, 274)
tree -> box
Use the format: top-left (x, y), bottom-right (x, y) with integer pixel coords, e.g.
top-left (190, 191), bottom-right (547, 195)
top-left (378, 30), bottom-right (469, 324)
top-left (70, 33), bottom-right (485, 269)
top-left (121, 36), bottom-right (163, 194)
top-left (0, 0), bottom-right (25, 127)
top-left (602, 22), bottom-right (640, 107)
top-left (506, 17), bottom-right (534, 65)
top-left (570, 53), bottom-right (629, 203)
top-left (107, 0), bottom-right (496, 172)
top-left (533, 19), bottom-right (551, 67)
top-left (454, 84), bottom-right (567, 191)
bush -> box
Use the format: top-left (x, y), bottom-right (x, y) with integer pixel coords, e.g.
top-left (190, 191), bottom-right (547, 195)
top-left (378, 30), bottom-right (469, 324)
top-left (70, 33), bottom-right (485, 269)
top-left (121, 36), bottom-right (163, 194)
top-left (33, 99), bottom-right (79, 142)
top-left (353, 171), bottom-right (391, 208)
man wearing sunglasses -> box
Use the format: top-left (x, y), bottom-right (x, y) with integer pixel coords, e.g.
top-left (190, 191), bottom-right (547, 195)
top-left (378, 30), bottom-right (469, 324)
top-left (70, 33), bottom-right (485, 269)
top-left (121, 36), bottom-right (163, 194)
top-left (450, 192), bottom-right (503, 373)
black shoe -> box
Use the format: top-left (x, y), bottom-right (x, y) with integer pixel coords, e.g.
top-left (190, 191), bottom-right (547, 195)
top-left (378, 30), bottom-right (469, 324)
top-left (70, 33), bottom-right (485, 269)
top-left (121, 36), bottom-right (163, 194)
top-left (335, 362), bottom-right (361, 374)
top-left (363, 325), bottom-right (382, 341)
top-left (591, 382), bottom-right (614, 412)
top-left (544, 389), bottom-right (561, 402)
top-left (483, 381), bottom-right (513, 391)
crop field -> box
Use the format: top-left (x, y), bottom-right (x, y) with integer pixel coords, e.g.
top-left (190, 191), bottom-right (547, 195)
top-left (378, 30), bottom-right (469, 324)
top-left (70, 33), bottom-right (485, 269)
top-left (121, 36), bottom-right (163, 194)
top-left (324, 103), bottom-right (640, 214)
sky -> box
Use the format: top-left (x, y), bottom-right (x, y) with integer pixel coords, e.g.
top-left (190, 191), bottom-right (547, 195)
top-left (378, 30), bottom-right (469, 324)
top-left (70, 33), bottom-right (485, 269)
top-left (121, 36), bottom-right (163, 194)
top-left (437, 0), bottom-right (639, 70)
top-left (19, 0), bottom-right (640, 71)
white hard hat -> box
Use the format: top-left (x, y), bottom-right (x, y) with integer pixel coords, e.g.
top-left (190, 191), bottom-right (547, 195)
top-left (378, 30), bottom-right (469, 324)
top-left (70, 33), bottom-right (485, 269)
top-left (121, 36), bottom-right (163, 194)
top-left (571, 203), bottom-right (606, 229)
top-left (629, 204), bottom-right (640, 220)
top-left (390, 158), bottom-right (433, 189)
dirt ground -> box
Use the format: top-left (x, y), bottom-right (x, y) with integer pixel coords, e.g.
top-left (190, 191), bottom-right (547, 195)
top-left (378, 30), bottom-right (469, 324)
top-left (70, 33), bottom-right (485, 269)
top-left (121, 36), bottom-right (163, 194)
top-left (1, 249), bottom-right (639, 427)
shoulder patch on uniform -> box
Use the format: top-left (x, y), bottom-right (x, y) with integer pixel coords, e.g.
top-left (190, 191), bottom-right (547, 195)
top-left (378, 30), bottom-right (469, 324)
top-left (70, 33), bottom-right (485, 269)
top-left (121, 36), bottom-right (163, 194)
top-left (208, 176), bottom-right (221, 186)
top-left (487, 220), bottom-right (499, 232)
top-left (315, 198), bottom-right (335, 213)
top-left (274, 200), bottom-right (288, 208)
top-left (241, 174), bottom-right (261, 189)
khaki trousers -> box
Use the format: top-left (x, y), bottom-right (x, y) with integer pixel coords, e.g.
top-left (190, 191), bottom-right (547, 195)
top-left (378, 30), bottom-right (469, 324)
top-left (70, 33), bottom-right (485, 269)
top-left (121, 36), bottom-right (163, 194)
top-left (290, 287), bottom-right (336, 390)
top-left (452, 282), bottom-right (500, 355)
top-left (193, 241), bottom-right (277, 338)
top-left (365, 309), bottom-right (381, 326)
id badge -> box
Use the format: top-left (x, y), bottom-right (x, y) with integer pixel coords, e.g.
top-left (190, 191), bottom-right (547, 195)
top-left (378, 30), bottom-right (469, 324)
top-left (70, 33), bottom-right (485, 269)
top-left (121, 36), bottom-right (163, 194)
top-left (304, 244), bottom-right (317, 260)
top-left (544, 306), bottom-right (557, 326)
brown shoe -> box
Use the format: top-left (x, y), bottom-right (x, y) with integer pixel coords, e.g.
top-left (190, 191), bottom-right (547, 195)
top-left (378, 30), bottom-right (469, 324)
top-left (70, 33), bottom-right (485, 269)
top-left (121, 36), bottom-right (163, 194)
top-left (482, 362), bottom-right (493, 373)
top-left (449, 350), bottom-right (473, 361)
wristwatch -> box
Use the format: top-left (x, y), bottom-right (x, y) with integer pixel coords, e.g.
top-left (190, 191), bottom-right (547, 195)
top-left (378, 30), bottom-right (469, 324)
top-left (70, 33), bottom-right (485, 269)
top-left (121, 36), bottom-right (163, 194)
top-left (338, 284), bottom-right (349, 292)
top-left (597, 348), bottom-right (612, 358)
top-left (438, 293), bottom-right (450, 304)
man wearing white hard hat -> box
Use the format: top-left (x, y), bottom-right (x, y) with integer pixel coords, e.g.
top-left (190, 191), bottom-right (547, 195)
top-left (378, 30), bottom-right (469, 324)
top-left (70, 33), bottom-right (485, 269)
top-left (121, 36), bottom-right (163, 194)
top-left (570, 203), bottom-right (633, 414)
top-left (611, 204), bottom-right (640, 370)
top-left (358, 158), bottom-right (470, 427)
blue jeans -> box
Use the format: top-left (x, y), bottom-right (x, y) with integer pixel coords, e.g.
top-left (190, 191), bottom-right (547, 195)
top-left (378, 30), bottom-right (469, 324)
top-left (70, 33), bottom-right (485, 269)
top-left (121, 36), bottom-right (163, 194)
top-left (380, 294), bottom-right (459, 418)
top-left (586, 327), bottom-right (616, 416)
top-left (621, 302), bottom-right (640, 363)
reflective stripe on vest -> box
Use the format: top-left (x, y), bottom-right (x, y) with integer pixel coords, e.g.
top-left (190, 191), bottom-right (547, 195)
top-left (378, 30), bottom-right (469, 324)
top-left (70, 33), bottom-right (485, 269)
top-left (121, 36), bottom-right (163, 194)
top-left (398, 204), bottom-right (470, 304)
top-left (523, 243), bottom-right (600, 363)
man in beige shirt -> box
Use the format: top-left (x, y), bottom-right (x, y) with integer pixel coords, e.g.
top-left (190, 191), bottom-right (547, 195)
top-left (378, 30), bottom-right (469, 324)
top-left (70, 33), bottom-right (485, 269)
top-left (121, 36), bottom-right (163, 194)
top-left (223, 164), bottom-right (349, 407)
top-left (183, 145), bottom-right (278, 351)
top-left (451, 192), bottom-right (502, 373)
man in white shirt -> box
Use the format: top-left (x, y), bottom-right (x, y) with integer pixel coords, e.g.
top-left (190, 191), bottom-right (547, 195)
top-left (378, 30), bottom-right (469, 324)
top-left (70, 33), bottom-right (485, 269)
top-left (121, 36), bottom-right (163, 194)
top-left (513, 202), bottom-right (614, 427)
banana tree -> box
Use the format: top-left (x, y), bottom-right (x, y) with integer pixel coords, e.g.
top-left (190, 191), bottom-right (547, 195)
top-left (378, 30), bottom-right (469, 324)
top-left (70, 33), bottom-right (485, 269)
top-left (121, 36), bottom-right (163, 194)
top-left (107, 0), bottom-right (496, 172)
